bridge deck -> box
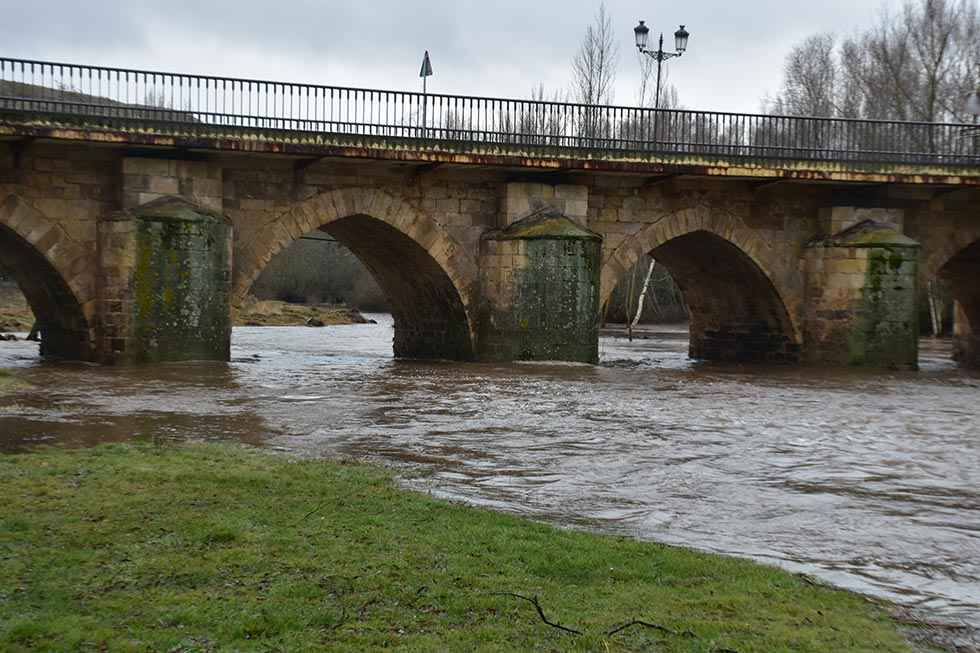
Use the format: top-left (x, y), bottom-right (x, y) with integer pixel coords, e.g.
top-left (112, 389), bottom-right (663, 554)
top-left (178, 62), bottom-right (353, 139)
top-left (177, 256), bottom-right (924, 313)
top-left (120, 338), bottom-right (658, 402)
top-left (2, 57), bottom-right (979, 185)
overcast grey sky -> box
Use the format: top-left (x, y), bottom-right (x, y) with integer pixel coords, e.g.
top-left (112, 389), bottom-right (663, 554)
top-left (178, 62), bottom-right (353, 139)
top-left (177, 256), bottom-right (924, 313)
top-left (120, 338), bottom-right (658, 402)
top-left (3, 0), bottom-right (899, 113)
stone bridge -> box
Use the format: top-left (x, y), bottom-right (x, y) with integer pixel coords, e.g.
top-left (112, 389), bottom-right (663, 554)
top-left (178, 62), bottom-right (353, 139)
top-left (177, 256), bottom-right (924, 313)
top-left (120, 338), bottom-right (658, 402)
top-left (1, 58), bottom-right (978, 368)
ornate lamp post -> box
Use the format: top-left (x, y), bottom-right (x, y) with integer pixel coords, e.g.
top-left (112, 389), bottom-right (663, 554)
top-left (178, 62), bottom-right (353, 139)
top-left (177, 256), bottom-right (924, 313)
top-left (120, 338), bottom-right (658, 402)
top-left (967, 90), bottom-right (980, 119)
top-left (634, 21), bottom-right (690, 109)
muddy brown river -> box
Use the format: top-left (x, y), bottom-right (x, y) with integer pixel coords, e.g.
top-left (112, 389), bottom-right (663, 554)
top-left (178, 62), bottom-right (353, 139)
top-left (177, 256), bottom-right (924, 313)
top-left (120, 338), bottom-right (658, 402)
top-left (1, 316), bottom-right (978, 648)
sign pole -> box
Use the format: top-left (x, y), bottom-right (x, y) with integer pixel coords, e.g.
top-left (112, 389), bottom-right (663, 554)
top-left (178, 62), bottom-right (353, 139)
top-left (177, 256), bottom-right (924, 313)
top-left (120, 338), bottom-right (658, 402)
top-left (419, 50), bottom-right (433, 136)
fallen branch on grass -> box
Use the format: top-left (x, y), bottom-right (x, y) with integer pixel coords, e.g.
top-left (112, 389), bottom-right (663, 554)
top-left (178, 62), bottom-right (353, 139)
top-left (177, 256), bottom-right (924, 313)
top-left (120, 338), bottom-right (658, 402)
top-left (293, 502), bottom-right (326, 525)
top-left (490, 592), bottom-right (703, 642)
top-left (606, 619), bottom-right (681, 637)
top-left (489, 592), bottom-right (583, 635)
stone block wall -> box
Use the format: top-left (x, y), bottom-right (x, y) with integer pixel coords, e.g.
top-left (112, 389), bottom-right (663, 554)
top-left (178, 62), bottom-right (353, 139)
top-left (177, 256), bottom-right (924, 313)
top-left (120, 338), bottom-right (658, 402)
top-left (819, 206), bottom-right (904, 235)
top-left (503, 182), bottom-right (589, 226)
top-left (804, 220), bottom-right (920, 368)
top-left (97, 198), bottom-right (232, 364)
top-left (479, 210), bottom-right (601, 363)
top-left (0, 143), bottom-right (118, 343)
top-left (96, 211), bottom-right (138, 360)
top-left (2, 140), bottom-right (977, 367)
top-left (222, 158), bottom-right (500, 296)
top-left (587, 177), bottom-right (819, 345)
top-left (121, 158), bottom-right (223, 213)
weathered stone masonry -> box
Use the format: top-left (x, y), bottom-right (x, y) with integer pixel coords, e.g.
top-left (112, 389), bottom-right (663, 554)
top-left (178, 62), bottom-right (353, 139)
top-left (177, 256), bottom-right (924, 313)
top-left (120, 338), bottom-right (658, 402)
top-left (0, 138), bottom-right (977, 367)
top-left (479, 207), bottom-right (601, 363)
top-left (804, 209), bottom-right (919, 368)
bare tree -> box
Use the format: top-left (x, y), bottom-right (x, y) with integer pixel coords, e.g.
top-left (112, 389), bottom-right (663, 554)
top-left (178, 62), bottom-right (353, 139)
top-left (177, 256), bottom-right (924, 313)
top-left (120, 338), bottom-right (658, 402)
top-left (839, 0), bottom-right (978, 122)
top-left (637, 54), bottom-right (681, 110)
top-left (768, 0), bottom-right (979, 122)
top-left (251, 238), bottom-right (385, 309)
top-left (637, 51), bottom-right (657, 108)
top-left (571, 2), bottom-right (619, 139)
top-left (765, 33), bottom-right (839, 116)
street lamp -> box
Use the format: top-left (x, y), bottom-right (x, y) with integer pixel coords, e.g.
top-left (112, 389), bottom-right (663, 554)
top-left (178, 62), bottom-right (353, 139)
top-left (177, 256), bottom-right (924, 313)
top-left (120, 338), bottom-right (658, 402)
top-left (634, 21), bottom-right (690, 109)
top-left (967, 90), bottom-right (980, 118)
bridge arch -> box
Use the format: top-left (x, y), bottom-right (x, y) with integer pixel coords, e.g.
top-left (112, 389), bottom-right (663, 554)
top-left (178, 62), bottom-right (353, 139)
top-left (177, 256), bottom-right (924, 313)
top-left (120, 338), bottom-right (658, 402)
top-left (0, 194), bottom-right (95, 359)
top-left (915, 215), bottom-right (980, 366)
top-left (234, 187), bottom-right (479, 360)
top-left (934, 238), bottom-right (980, 367)
top-left (600, 209), bottom-right (801, 362)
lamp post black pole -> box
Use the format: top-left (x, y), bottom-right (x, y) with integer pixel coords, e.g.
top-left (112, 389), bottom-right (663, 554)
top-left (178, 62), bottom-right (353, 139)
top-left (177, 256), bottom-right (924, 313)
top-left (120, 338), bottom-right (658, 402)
top-left (654, 33), bottom-right (665, 110)
top-left (635, 23), bottom-right (689, 110)
top-left (630, 21), bottom-right (689, 340)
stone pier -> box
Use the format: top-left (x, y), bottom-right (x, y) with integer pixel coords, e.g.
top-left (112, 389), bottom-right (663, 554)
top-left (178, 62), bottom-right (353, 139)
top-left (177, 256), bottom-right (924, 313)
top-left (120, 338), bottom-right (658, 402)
top-left (803, 209), bottom-right (920, 368)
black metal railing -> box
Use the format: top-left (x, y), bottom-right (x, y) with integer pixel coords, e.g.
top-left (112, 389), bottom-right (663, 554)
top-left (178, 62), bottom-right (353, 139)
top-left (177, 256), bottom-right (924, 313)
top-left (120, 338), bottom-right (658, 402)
top-left (1, 56), bottom-right (978, 166)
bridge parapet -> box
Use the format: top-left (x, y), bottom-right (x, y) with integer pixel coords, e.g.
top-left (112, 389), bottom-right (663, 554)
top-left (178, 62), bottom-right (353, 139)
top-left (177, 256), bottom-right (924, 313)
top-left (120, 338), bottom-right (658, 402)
top-left (2, 57), bottom-right (978, 185)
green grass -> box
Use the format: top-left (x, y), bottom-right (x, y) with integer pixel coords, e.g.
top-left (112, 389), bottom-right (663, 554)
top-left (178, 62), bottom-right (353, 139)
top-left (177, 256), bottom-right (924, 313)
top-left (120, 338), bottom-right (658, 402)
top-left (0, 443), bottom-right (914, 652)
top-left (0, 368), bottom-right (19, 394)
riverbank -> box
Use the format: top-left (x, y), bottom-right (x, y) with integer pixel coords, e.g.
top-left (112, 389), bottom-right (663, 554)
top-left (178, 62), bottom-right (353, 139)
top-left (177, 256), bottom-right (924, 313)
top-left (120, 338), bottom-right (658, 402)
top-left (235, 296), bottom-right (373, 327)
top-left (600, 321), bottom-right (690, 340)
top-left (0, 442), bottom-right (919, 652)
top-left (0, 368), bottom-right (17, 394)
top-left (0, 284), bottom-right (31, 333)
top-left (0, 285), bottom-right (373, 334)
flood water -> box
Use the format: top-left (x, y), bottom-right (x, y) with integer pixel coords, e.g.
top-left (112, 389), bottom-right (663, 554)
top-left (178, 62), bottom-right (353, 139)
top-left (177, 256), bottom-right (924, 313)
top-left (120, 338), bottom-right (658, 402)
top-left (1, 316), bottom-right (978, 647)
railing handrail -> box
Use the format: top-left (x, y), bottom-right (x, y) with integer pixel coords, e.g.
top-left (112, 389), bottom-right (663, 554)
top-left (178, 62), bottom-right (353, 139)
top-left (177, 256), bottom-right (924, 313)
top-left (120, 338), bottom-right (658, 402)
top-left (2, 55), bottom-right (977, 169)
top-left (1, 55), bottom-right (975, 130)
top-left (0, 95), bottom-right (966, 157)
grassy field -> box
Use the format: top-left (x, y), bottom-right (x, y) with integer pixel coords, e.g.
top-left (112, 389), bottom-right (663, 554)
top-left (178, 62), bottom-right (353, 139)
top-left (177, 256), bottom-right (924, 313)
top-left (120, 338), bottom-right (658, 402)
top-left (0, 443), bottom-right (915, 652)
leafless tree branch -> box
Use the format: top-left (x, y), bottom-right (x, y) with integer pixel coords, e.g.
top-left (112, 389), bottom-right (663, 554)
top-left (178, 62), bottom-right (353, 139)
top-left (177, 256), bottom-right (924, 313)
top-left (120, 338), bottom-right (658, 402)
top-left (767, 0), bottom-right (979, 122)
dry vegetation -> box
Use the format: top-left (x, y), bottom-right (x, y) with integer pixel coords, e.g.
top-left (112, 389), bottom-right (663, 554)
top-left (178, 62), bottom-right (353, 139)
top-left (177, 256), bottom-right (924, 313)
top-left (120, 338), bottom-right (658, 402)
top-left (235, 296), bottom-right (373, 328)
top-left (0, 283), bottom-right (33, 333)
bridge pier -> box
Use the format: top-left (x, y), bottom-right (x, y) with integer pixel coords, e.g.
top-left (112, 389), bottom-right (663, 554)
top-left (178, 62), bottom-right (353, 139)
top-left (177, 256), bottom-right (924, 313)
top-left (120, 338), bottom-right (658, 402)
top-left (97, 195), bottom-right (232, 364)
top-left (803, 208), bottom-right (920, 369)
top-left (477, 183), bottom-right (601, 363)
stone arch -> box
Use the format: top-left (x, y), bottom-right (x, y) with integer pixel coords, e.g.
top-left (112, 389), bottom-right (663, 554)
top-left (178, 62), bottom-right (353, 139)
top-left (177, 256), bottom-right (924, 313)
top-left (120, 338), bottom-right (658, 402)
top-left (0, 194), bottom-right (95, 359)
top-left (600, 209), bottom-right (800, 362)
top-left (919, 223), bottom-right (980, 284)
top-left (914, 211), bottom-right (980, 366)
top-left (234, 187), bottom-right (479, 360)
top-left (935, 238), bottom-right (980, 367)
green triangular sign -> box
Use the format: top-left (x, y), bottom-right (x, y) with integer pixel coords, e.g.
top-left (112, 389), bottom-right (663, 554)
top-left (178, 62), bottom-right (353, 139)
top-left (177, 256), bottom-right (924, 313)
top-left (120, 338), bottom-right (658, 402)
top-left (420, 50), bottom-right (433, 78)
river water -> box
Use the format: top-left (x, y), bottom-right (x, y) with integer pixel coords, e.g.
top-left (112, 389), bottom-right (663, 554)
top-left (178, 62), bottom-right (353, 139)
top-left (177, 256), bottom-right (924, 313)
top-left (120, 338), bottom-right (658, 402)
top-left (1, 316), bottom-right (978, 647)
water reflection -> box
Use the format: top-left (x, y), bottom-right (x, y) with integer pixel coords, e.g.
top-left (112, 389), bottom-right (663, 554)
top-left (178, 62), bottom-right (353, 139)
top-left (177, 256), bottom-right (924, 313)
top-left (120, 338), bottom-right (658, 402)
top-left (1, 317), bottom-right (978, 648)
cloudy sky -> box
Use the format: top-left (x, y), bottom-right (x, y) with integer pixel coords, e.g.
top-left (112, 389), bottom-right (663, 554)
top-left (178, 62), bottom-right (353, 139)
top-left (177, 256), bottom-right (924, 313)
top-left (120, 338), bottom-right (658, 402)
top-left (4, 0), bottom-right (897, 114)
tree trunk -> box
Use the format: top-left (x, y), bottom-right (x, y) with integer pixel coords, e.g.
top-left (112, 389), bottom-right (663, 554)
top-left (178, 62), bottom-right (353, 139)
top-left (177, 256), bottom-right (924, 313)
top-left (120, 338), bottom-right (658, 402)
top-left (928, 279), bottom-right (943, 337)
top-left (625, 261), bottom-right (637, 342)
top-left (631, 259), bottom-right (657, 330)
